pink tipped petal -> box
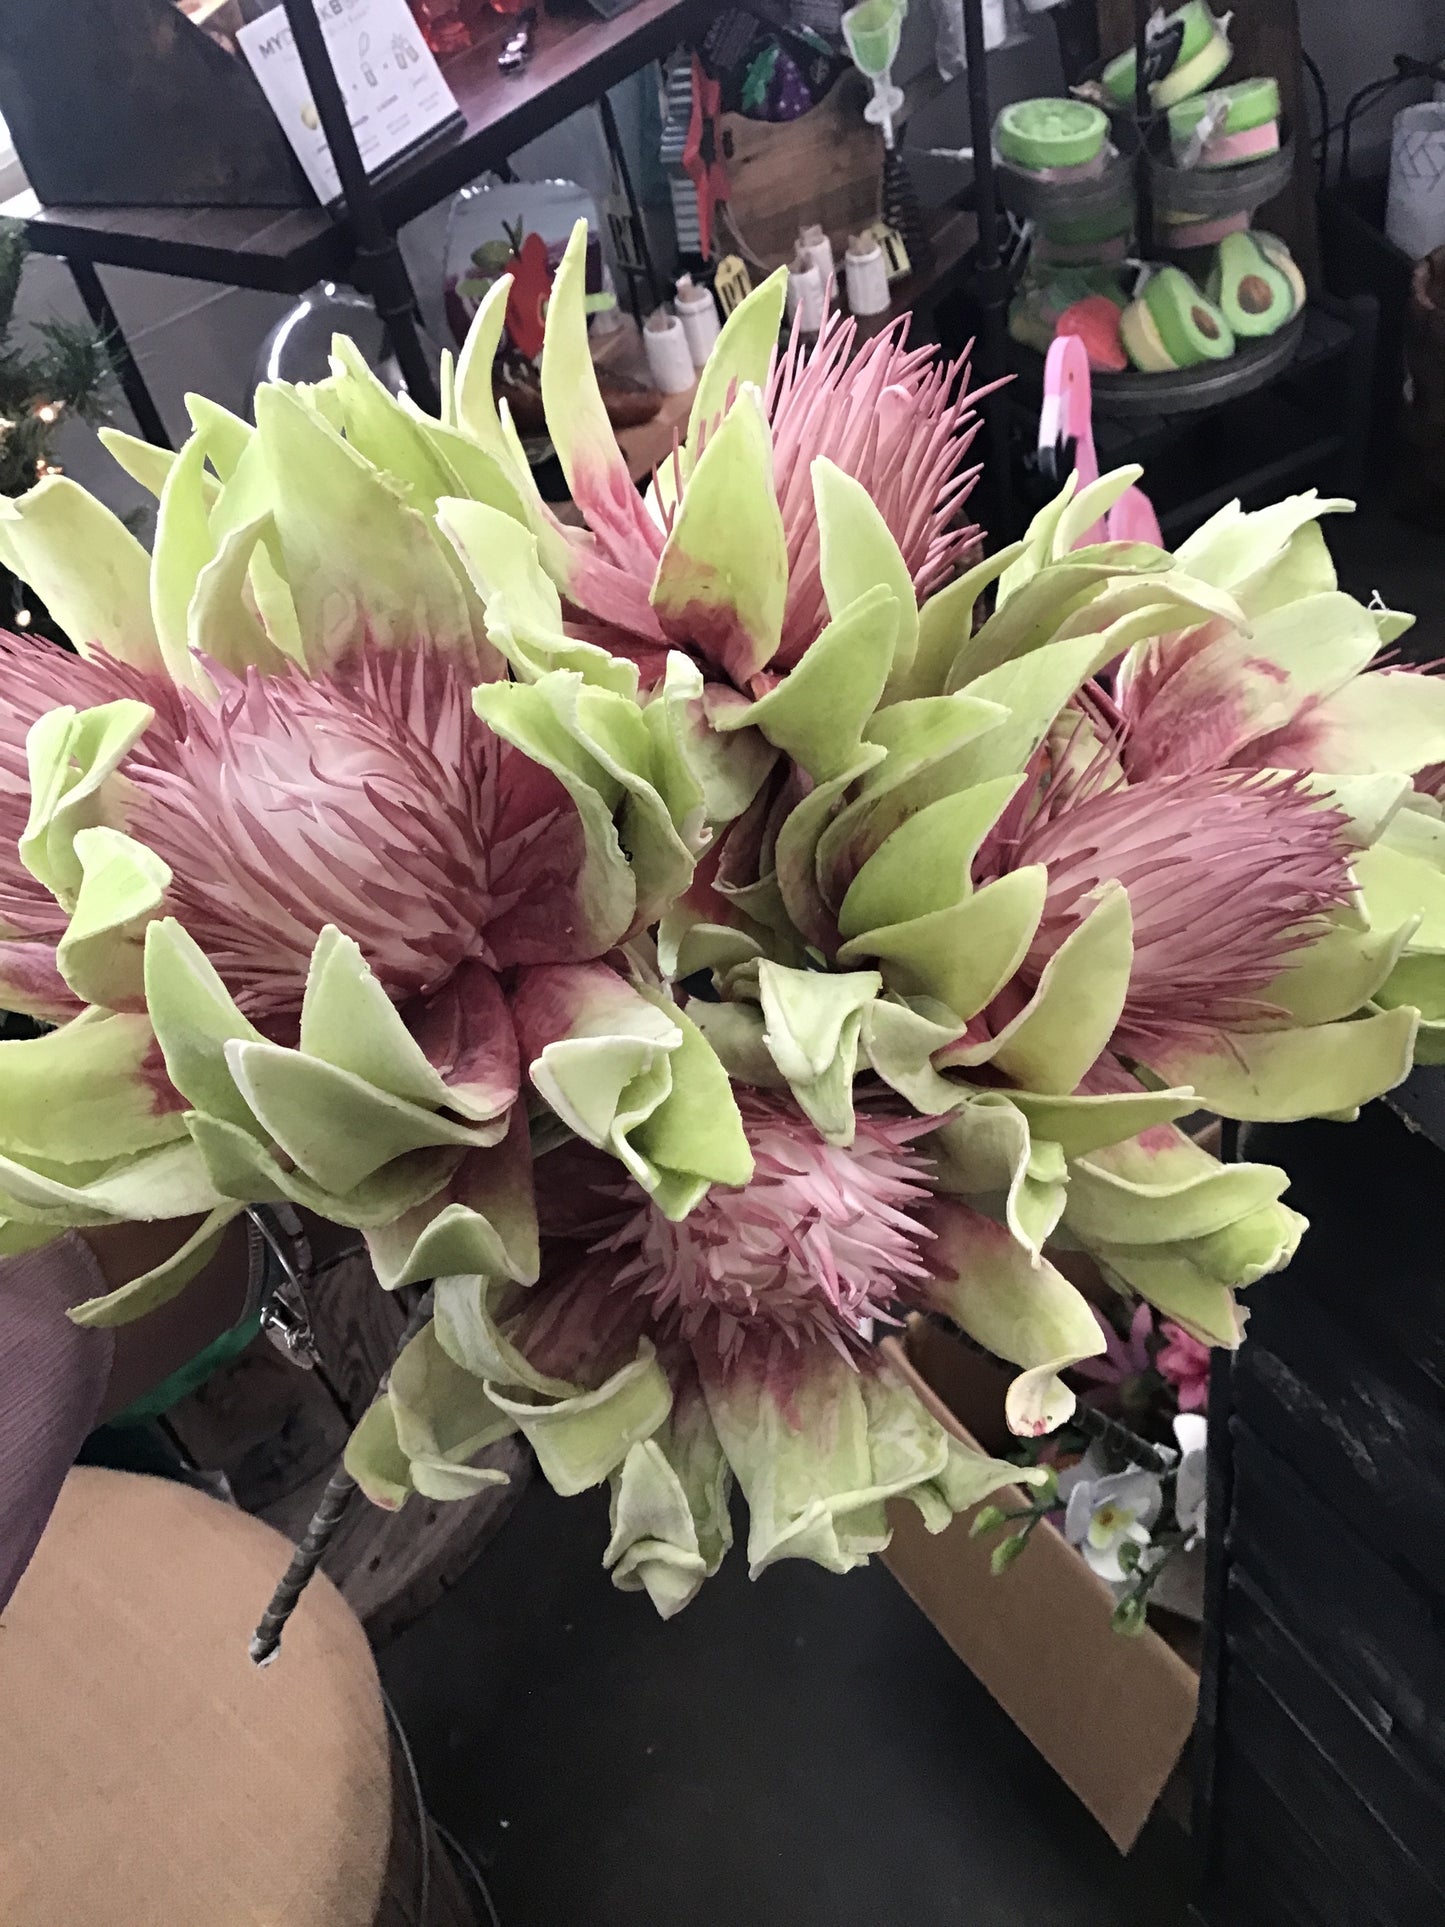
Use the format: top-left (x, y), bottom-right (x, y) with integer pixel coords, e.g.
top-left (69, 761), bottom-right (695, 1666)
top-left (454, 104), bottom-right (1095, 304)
top-left (0, 940), bottom-right (87, 1021)
top-left (406, 960), bottom-right (520, 1121)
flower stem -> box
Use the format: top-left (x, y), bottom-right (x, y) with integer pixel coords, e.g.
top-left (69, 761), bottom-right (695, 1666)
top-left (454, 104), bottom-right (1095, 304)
top-left (248, 1291), bottom-right (433, 1666)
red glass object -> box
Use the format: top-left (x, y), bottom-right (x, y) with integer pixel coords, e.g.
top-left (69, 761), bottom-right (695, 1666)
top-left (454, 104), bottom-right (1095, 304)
top-left (407, 0), bottom-right (476, 57)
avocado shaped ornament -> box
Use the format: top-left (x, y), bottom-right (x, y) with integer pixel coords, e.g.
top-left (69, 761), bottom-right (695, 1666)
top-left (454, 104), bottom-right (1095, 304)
top-left (1255, 230), bottom-right (1306, 316)
top-left (1169, 77), bottom-right (1280, 167)
top-left (1121, 264), bottom-right (1236, 371)
top-left (1206, 230), bottom-right (1297, 338)
top-left (1103, 3), bottom-right (1232, 112)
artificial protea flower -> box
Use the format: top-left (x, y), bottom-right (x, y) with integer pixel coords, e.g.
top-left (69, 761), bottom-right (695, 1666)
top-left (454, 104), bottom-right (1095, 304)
top-left (349, 1088), bottom-right (1044, 1614)
top-left (439, 219), bottom-right (983, 714)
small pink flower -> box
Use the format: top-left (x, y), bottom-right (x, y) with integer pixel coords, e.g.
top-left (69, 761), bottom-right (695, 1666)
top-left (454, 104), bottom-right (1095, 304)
top-left (1157, 1320), bottom-right (1212, 1411)
top-left (1073, 1302), bottom-right (1154, 1390)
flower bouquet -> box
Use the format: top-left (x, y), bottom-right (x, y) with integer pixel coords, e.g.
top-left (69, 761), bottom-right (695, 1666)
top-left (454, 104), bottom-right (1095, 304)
top-left (1, 220), bottom-right (1443, 1634)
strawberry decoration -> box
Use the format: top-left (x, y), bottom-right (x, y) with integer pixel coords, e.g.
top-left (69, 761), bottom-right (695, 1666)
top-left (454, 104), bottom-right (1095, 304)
top-left (501, 222), bottom-right (553, 363)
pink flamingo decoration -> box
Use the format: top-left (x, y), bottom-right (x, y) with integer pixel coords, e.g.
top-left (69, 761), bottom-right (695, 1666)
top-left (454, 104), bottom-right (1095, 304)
top-left (1037, 331), bottom-right (1162, 549)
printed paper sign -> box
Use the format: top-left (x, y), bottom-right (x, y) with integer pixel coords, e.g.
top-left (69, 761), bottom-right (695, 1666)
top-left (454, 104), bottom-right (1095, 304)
top-left (239, 0), bottom-right (459, 205)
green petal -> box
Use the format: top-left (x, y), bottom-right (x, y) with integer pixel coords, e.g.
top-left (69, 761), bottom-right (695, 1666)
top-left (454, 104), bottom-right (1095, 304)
top-left (756, 960), bottom-right (880, 1144)
top-left (517, 965), bottom-right (752, 1214)
top-left (189, 514), bottom-right (294, 677)
top-left (1175, 491), bottom-right (1351, 603)
top-left (345, 1395), bottom-right (414, 1510)
top-left (438, 497), bottom-right (638, 694)
top-left (928, 1094), bottom-right (1067, 1259)
top-left (837, 775), bottom-right (1023, 937)
top-left (1144, 1007), bottom-right (1418, 1120)
top-left (453, 273), bottom-right (516, 460)
top-left (150, 433), bottom-right (221, 690)
top-left (605, 1387), bottom-right (733, 1618)
top-left (222, 1041), bottom-right (493, 1195)
top-left (386, 1316), bottom-right (516, 1501)
top-left (1275, 669), bottom-right (1445, 776)
top-left (0, 1010), bottom-right (187, 1163)
top-left (906, 542), bottom-right (1025, 701)
top-left (252, 382), bottom-right (471, 668)
top-left (862, 995), bottom-right (971, 1112)
top-left (184, 1109), bottom-right (462, 1226)
top-left (814, 456), bottom-right (918, 690)
top-left (1260, 913), bottom-right (1417, 1026)
top-left (926, 1198), bottom-right (1106, 1435)
top-left (839, 867), bottom-right (1048, 1019)
top-left (144, 917), bottom-right (268, 1135)
top-left (488, 1340), bottom-right (672, 1498)
top-left (97, 427), bottom-right (200, 504)
top-left (723, 584), bottom-right (898, 783)
top-left (433, 1270), bottom-right (570, 1397)
top-left (955, 549), bottom-right (1179, 688)
top-left (0, 475), bottom-right (161, 669)
top-left (684, 266), bottom-right (788, 471)
top-left (68, 1204), bottom-right (239, 1329)
top-left (648, 652), bottom-right (777, 836)
top-left (980, 882), bottom-right (1134, 1095)
top-left (56, 827), bottom-right (171, 1011)
top-left (22, 700), bottom-right (154, 911)
top-left (299, 927), bottom-right (514, 1125)
top-left (650, 385), bottom-right (788, 686)
top-left (1002, 1083), bottom-right (1198, 1158)
top-left (703, 1350), bottom-right (1023, 1576)
top-left (366, 1125), bottom-right (538, 1293)
top-left (540, 222), bottom-right (640, 537)
top-left (773, 747), bottom-right (886, 953)
top-left (1065, 1128), bottom-right (1288, 1244)
top-left (0, 1136), bottom-right (222, 1228)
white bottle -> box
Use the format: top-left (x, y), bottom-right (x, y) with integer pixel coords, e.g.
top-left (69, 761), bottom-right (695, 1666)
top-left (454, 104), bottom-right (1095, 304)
top-left (642, 308), bottom-right (696, 395)
top-left (844, 231), bottom-right (890, 318)
top-left (785, 255), bottom-right (826, 333)
top-left (673, 274), bottom-right (721, 367)
top-left (798, 223), bottom-right (835, 301)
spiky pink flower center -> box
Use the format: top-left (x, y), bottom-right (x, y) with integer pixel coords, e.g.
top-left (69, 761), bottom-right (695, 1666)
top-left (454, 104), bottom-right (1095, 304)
top-left (979, 752), bottom-right (1355, 1050)
top-left (580, 1091), bottom-right (937, 1365)
top-left (765, 312), bottom-right (983, 670)
top-left (565, 312), bottom-right (982, 687)
top-left (125, 644), bottom-right (584, 1019)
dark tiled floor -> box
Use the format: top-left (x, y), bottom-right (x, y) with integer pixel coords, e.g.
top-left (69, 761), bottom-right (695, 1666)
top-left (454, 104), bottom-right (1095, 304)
top-left (381, 1480), bottom-right (1192, 1927)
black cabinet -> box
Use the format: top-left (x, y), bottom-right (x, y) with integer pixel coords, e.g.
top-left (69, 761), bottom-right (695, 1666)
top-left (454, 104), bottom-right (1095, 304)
top-left (1196, 1088), bottom-right (1445, 1926)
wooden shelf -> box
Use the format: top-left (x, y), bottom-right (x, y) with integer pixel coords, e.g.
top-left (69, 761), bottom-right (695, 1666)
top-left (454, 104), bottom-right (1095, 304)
top-left (12, 0), bottom-right (711, 294)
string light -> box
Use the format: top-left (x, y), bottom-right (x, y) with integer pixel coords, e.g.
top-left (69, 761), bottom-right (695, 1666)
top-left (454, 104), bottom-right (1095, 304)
top-left (14, 608), bottom-right (31, 629)
top-left (32, 400), bottom-right (61, 425)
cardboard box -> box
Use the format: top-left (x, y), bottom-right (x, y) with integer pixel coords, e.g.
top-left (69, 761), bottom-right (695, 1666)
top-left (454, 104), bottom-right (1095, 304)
top-left (881, 1319), bottom-right (1199, 1851)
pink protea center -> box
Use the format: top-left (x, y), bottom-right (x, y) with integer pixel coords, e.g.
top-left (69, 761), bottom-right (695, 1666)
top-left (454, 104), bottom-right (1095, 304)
top-left (583, 1091), bottom-right (936, 1365)
top-left (125, 642), bottom-right (591, 1020)
top-left (565, 310), bottom-right (983, 688)
top-left (764, 312), bottom-right (984, 670)
top-left (979, 755), bottom-right (1355, 1052)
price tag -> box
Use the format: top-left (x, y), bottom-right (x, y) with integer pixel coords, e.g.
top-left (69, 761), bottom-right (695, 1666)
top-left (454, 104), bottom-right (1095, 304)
top-left (238, 0), bottom-right (460, 206)
top-left (714, 255), bottom-right (753, 316)
top-left (866, 222), bottom-right (911, 281)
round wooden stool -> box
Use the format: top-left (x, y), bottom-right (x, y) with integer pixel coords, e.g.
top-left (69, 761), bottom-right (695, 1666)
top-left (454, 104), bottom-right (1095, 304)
top-left (0, 1467), bottom-right (478, 1927)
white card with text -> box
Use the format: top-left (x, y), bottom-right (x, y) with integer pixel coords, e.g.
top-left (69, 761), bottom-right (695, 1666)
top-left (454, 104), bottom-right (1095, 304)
top-left (238, 0), bottom-right (460, 204)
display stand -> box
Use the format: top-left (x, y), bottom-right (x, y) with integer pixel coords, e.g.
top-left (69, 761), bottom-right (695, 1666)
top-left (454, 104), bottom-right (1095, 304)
top-left (8, 0), bottom-right (712, 442)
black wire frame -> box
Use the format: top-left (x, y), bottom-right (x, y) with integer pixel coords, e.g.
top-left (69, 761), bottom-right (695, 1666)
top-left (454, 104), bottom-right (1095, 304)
top-left (279, 0), bottom-right (440, 413)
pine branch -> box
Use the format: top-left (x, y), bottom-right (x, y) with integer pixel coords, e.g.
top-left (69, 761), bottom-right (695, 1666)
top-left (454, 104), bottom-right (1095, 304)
top-left (0, 220), bottom-right (29, 343)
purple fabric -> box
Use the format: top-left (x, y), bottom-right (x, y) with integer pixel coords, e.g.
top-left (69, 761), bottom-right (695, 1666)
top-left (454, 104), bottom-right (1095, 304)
top-left (0, 1234), bottom-right (112, 1614)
